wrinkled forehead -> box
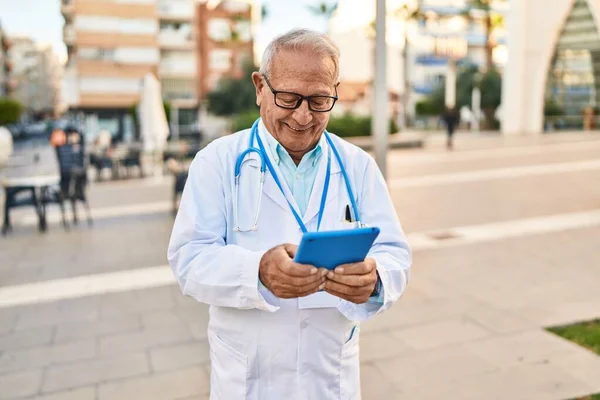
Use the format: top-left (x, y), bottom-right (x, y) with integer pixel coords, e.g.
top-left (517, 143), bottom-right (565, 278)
top-left (268, 49), bottom-right (337, 89)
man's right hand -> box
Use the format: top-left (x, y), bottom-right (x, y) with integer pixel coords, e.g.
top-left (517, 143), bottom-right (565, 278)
top-left (259, 244), bottom-right (328, 299)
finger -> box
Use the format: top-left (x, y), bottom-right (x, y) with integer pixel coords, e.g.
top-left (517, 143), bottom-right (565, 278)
top-left (282, 243), bottom-right (298, 258)
top-left (279, 261), bottom-right (323, 277)
top-left (324, 286), bottom-right (365, 304)
top-left (278, 278), bottom-right (325, 298)
top-left (324, 279), bottom-right (372, 297)
top-left (333, 261), bottom-right (374, 275)
top-left (326, 273), bottom-right (374, 287)
top-left (286, 270), bottom-right (326, 286)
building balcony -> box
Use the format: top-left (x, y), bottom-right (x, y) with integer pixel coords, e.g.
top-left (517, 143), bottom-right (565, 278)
top-left (158, 0), bottom-right (194, 21)
top-left (158, 30), bottom-right (195, 50)
top-left (159, 58), bottom-right (196, 77)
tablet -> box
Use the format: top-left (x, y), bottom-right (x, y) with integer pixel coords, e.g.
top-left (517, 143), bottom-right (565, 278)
top-left (294, 227), bottom-right (380, 270)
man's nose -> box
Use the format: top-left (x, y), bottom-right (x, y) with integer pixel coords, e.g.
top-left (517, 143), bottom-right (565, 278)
top-left (291, 100), bottom-right (313, 126)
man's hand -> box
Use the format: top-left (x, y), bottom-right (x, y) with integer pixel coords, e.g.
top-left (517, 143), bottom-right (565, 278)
top-left (259, 244), bottom-right (328, 299)
top-left (324, 258), bottom-right (378, 304)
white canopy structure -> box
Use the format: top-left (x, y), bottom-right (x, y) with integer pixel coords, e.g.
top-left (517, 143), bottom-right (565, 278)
top-left (139, 73), bottom-right (170, 154)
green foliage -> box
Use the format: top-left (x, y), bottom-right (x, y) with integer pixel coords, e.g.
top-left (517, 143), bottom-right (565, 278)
top-left (415, 99), bottom-right (444, 116)
top-left (544, 99), bottom-right (564, 116)
top-left (326, 114), bottom-right (398, 137)
top-left (548, 319), bottom-right (600, 356)
top-left (417, 65), bottom-right (502, 129)
top-left (207, 61), bottom-right (258, 117)
top-left (0, 98), bottom-right (24, 125)
top-left (480, 68), bottom-right (502, 110)
top-left (231, 109), bottom-right (260, 133)
top-left (231, 111), bottom-right (397, 137)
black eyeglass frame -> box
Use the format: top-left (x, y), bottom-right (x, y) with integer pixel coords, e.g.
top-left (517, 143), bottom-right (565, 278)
top-left (262, 74), bottom-right (339, 112)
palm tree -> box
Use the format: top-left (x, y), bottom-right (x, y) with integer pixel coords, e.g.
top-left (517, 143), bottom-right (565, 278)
top-left (393, 0), bottom-right (426, 129)
top-left (462, 0), bottom-right (505, 71)
top-left (307, 1), bottom-right (338, 32)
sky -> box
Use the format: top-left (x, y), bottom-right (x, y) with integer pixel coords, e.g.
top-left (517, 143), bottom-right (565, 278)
top-left (0, 0), bottom-right (350, 64)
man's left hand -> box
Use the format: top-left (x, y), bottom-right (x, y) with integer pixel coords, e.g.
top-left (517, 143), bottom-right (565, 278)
top-left (324, 258), bottom-right (378, 304)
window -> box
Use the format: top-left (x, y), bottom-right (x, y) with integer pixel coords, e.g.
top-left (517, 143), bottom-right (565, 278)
top-left (209, 49), bottom-right (232, 71)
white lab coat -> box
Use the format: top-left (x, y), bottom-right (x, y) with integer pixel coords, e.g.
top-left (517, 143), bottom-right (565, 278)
top-left (167, 121), bottom-right (411, 400)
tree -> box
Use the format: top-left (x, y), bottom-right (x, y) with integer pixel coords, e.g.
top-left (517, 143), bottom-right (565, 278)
top-left (307, 1), bottom-right (338, 32)
top-left (0, 99), bottom-right (23, 125)
top-left (206, 61), bottom-right (258, 116)
top-left (462, 0), bottom-right (505, 71)
top-left (419, 64), bottom-right (502, 129)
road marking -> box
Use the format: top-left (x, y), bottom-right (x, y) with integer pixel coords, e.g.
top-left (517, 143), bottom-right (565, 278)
top-left (1, 209), bottom-right (599, 308)
top-left (388, 159), bottom-right (600, 188)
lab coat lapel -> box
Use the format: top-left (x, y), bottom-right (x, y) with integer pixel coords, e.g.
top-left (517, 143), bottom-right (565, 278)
top-left (302, 136), bottom-right (342, 227)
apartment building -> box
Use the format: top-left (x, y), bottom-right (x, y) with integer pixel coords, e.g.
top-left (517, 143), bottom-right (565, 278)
top-left (61, 0), bottom-right (160, 141)
top-left (196, 0), bottom-right (255, 101)
top-left (9, 37), bottom-right (63, 116)
top-left (157, 0), bottom-right (198, 136)
top-left (0, 21), bottom-right (12, 98)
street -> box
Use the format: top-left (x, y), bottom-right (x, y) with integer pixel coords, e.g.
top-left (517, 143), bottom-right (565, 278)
top-left (1, 131), bottom-right (599, 400)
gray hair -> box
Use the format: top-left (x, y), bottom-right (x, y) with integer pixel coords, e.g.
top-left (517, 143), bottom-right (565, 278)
top-left (259, 28), bottom-right (340, 81)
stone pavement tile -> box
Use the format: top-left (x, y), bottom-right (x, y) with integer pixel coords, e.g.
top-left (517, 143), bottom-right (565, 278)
top-left (0, 309), bottom-right (16, 335)
top-left (547, 346), bottom-right (600, 391)
top-left (374, 345), bottom-right (498, 390)
top-left (99, 287), bottom-right (176, 318)
top-left (460, 330), bottom-right (585, 368)
top-left (361, 296), bottom-right (474, 335)
top-left (53, 314), bottom-right (141, 343)
top-left (359, 362), bottom-right (400, 398)
top-left (149, 340), bottom-right (210, 372)
top-left (42, 351), bottom-right (150, 393)
top-left (0, 326), bottom-right (53, 351)
top-left (391, 316), bottom-right (494, 351)
top-left (97, 366), bottom-right (209, 400)
top-left (99, 324), bottom-right (193, 356)
top-left (24, 387), bottom-right (96, 400)
top-left (359, 331), bottom-right (414, 363)
top-left (0, 369), bottom-right (43, 400)
top-left (141, 309), bottom-right (185, 328)
top-left (461, 301), bottom-right (536, 334)
top-left (411, 361), bottom-right (596, 400)
top-left (14, 302), bottom-right (99, 331)
top-left (0, 339), bottom-right (96, 374)
top-left (515, 299), bottom-right (600, 329)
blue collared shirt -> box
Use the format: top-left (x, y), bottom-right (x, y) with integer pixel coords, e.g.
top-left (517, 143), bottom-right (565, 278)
top-left (263, 129), bottom-right (323, 216)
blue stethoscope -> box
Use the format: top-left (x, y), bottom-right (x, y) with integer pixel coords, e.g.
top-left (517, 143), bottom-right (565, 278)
top-left (233, 118), bottom-right (361, 233)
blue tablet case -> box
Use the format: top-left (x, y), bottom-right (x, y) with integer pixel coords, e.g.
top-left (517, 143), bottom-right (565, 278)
top-left (294, 227), bottom-right (380, 270)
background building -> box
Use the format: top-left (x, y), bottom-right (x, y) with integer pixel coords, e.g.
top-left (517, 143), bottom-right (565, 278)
top-left (9, 37), bottom-right (63, 117)
top-left (503, 0), bottom-right (600, 134)
top-left (196, 0), bottom-right (255, 102)
top-left (0, 21), bottom-right (12, 98)
top-left (157, 0), bottom-right (198, 138)
top-left (329, 0), bottom-right (507, 124)
top-left (61, 0), bottom-right (161, 142)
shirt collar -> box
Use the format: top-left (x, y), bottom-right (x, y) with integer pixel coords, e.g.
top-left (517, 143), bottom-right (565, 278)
top-left (259, 120), bottom-right (324, 167)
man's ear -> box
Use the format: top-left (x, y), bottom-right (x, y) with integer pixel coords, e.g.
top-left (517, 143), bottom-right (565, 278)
top-left (251, 72), bottom-right (263, 107)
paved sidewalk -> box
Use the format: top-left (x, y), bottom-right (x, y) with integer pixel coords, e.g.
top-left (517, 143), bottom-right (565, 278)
top-left (0, 133), bottom-right (599, 399)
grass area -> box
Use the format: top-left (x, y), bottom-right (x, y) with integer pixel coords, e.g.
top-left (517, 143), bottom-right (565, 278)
top-left (547, 319), bottom-right (600, 355)
top-left (547, 319), bottom-right (600, 400)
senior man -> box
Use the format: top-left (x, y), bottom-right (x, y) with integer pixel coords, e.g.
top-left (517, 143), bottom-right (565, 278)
top-left (168, 28), bottom-right (411, 400)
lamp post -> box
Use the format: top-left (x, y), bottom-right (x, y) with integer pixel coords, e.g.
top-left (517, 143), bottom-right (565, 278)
top-left (373, 0), bottom-right (388, 179)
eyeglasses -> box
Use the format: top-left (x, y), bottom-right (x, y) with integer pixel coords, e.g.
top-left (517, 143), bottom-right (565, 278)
top-left (262, 75), bottom-right (338, 112)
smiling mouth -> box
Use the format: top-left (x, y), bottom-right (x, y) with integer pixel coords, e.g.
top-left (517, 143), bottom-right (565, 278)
top-left (285, 123), bottom-right (311, 132)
